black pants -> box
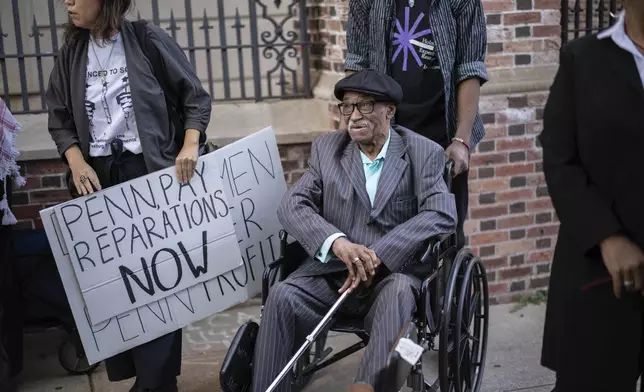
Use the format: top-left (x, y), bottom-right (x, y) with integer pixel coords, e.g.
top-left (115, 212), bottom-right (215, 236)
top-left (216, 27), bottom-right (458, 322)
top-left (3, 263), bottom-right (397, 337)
top-left (0, 178), bottom-right (22, 384)
top-left (552, 376), bottom-right (640, 392)
top-left (397, 116), bottom-right (470, 249)
top-left (90, 150), bottom-right (182, 389)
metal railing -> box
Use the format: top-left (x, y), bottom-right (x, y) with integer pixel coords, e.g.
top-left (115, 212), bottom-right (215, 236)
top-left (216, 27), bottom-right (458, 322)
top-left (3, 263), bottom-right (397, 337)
top-left (560, 0), bottom-right (623, 44)
top-left (0, 0), bottom-right (312, 114)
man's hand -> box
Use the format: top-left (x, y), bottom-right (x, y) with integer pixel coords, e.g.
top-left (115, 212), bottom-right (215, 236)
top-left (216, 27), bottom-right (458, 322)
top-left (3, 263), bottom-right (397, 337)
top-left (600, 235), bottom-right (644, 298)
top-left (445, 141), bottom-right (469, 177)
top-left (331, 237), bottom-right (381, 293)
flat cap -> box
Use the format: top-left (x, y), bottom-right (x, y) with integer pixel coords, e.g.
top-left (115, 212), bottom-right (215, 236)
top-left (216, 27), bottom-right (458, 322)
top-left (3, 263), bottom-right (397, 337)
top-left (334, 69), bottom-right (403, 105)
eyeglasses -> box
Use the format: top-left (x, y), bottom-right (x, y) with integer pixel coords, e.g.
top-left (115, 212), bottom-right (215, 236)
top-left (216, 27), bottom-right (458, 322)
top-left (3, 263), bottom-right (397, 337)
top-left (338, 100), bottom-right (375, 116)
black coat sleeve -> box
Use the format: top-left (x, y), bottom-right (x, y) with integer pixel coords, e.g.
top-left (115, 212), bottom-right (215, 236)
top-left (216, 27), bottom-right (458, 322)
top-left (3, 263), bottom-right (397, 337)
top-left (539, 44), bottom-right (621, 256)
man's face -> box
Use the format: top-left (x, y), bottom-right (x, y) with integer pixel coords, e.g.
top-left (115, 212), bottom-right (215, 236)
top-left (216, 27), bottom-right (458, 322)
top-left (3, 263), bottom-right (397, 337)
top-left (340, 91), bottom-right (394, 146)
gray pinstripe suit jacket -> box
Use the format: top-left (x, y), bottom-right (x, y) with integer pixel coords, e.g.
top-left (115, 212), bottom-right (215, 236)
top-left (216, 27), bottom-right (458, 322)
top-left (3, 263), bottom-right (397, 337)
top-left (276, 125), bottom-right (457, 278)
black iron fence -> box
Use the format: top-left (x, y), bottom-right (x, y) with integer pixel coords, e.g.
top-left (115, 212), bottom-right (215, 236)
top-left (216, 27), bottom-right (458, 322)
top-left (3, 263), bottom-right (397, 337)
top-left (560, 0), bottom-right (624, 44)
top-left (0, 0), bottom-right (312, 114)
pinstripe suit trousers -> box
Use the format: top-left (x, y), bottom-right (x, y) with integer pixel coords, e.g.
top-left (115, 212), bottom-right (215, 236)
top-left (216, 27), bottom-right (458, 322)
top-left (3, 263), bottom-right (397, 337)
top-left (252, 272), bottom-right (419, 392)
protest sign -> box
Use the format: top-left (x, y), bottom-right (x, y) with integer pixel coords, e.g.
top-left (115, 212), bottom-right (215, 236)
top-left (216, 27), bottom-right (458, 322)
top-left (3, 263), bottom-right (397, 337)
top-left (208, 126), bottom-right (288, 300)
top-left (54, 153), bottom-right (243, 325)
top-left (41, 210), bottom-right (249, 365)
top-left (40, 126), bottom-right (289, 363)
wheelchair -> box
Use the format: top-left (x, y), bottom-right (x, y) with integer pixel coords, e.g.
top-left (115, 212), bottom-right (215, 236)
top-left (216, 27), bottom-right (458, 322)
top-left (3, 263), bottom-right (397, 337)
top-left (220, 162), bottom-right (490, 392)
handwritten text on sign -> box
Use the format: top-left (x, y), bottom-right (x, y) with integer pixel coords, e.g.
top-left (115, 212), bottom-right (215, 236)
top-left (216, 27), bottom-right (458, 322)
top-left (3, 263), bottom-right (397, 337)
top-left (40, 211), bottom-right (248, 365)
top-left (211, 126), bottom-right (288, 297)
top-left (54, 155), bottom-right (243, 325)
top-left (39, 127), bottom-right (288, 363)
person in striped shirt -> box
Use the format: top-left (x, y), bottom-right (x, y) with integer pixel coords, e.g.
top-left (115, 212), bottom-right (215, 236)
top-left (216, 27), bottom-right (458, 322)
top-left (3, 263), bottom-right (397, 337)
top-left (345, 0), bottom-right (488, 248)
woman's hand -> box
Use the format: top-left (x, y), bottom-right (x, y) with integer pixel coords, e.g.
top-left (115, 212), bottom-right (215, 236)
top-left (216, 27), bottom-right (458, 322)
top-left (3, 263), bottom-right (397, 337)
top-left (65, 145), bottom-right (101, 196)
top-left (176, 142), bottom-right (199, 184)
top-left (176, 129), bottom-right (202, 184)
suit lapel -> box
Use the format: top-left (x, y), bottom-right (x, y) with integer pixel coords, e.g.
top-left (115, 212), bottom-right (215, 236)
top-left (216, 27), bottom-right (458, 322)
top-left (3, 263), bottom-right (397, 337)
top-left (370, 131), bottom-right (408, 220)
top-left (341, 141), bottom-right (372, 211)
top-left (602, 39), bottom-right (644, 101)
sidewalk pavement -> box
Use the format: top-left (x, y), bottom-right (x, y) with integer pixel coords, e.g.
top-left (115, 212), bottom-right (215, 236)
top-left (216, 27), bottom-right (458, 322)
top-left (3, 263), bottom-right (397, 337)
top-left (11, 301), bottom-right (555, 392)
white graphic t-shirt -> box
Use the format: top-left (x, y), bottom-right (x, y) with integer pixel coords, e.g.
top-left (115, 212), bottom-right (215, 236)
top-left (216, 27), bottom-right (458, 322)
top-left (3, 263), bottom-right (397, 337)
top-left (85, 33), bottom-right (142, 157)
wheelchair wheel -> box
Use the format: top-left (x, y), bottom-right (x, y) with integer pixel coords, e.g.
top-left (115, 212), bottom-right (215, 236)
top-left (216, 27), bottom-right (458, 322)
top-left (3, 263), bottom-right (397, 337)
top-left (438, 248), bottom-right (489, 392)
top-left (58, 335), bottom-right (100, 376)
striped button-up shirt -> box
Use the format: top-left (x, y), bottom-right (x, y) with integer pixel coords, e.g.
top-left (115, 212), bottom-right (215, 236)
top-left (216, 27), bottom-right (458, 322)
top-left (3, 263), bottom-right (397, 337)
top-left (345, 0), bottom-right (489, 148)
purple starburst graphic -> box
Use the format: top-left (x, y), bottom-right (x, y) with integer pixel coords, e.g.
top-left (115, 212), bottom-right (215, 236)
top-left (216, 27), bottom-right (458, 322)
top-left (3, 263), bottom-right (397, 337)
top-left (392, 8), bottom-right (432, 71)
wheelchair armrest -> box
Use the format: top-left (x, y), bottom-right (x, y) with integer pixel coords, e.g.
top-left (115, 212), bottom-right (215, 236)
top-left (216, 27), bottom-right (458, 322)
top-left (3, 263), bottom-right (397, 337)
top-left (419, 232), bottom-right (455, 266)
top-left (261, 230), bottom-right (308, 305)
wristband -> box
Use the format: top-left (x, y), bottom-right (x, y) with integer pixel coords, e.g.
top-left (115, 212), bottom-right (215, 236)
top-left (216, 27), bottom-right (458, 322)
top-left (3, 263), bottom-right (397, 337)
top-left (452, 137), bottom-right (471, 151)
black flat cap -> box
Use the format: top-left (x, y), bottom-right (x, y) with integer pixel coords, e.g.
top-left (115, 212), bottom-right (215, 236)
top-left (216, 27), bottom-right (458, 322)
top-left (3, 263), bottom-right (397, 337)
top-left (334, 69), bottom-right (403, 105)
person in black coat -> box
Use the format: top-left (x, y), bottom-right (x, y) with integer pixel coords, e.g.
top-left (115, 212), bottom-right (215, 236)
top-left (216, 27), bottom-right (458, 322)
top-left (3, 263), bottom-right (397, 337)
top-left (539, 0), bottom-right (644, 390)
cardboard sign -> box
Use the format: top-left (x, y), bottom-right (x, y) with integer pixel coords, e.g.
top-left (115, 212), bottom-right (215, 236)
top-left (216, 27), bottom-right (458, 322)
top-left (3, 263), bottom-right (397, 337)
top-left (39, 127), bottom-right (288, 363)
top-left (54, 152), bottom-right (243, 325)
top-left (41, 211), bottom-right (249, 365)
top-left (211, 126), bottom-right (288, 298)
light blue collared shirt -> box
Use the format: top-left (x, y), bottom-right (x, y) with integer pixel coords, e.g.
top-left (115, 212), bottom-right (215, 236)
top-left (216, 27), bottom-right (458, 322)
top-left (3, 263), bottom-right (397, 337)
top-left (315, 130), bottom-right (392, 263)
top-left (598, 10), bottom-right (644, 87)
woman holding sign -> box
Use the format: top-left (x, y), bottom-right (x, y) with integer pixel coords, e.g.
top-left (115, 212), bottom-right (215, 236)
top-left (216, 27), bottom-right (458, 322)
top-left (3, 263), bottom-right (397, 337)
top-left (46, 0), bottom-right (212, 391)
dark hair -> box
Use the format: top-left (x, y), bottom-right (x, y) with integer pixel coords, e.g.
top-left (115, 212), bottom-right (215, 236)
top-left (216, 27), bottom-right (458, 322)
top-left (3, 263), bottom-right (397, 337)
top-left (62, 0), bottom-right (134, 45)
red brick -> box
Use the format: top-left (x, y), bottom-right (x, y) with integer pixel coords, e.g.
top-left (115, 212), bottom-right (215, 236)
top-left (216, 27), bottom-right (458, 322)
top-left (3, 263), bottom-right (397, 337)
top-left (486, 55), bottom-right (514, 68)
top-left (497, 188), bottom-right (535, 202)
top-left (495, 163), bottom-right (535, 177)
top-left (29, 189), bottom-right (71, 204)
top-left (483, 1), bottom-right (516, 12)
top-left (528, 250), bottom-right (554, 263)
top-left (504, 12), bottom-right (542, 25)
top-left (534, 0), bottom-right (559, 9)
top-left (25, 160), bottom-right (68, 176)
top-left (23, 176), bottom-right (41, 190)
top-left (470, 205), bottom-right (508, 219)
top-left (470, 153), bottom-right (508, 166)
top-left (496, 137), bottom-right (534, 151)
top-left (527, 224), bottom-right (559, 238)
top-left (533, 24), bottom-right (561, 37)
top-left (488, 282), bottom-right (510, 294)
top-left (469, 178), bottom-right (509, 193)
top-left (527, 149), bottom-right (543, 161)
top-left (471, 231), bottom-right (509, 246)
top-left (504, 40), bottom-right (545, 53)
top-left (527, 198), bottom-right (553, 212)
top-left (483, 125), bottom-right (508, 139)
top-left (499, 266), bottom-right (533, 280)
top-left (483, 256), bottom-right (509, 270)
top-left (498, 239), bottom-right (536, 255)
top-left (498, 214), bottom-right (534, 229)
top-left (11, 204), bottom-right (44, 221)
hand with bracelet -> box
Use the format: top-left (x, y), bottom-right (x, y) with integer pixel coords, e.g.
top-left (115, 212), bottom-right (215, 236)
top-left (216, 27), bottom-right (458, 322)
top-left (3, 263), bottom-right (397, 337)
top-left (445, 137), bottom-right (470, 177)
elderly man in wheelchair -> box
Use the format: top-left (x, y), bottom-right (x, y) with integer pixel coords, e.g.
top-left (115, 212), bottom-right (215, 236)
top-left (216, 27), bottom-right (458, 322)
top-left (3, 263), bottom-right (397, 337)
top-left (221, 69), bottom-right (489, 392)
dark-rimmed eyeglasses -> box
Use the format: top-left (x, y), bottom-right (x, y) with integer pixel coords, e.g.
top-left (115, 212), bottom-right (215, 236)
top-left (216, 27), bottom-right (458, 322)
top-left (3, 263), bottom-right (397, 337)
top-left (338, 100), bottom-right (375, 116)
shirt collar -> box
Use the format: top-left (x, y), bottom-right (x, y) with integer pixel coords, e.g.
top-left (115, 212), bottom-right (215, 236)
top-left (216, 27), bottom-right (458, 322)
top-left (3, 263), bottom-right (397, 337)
top-left (598, 10), bottom-right (643, 60)
top-left (360, 129), bottom-right (391, 164)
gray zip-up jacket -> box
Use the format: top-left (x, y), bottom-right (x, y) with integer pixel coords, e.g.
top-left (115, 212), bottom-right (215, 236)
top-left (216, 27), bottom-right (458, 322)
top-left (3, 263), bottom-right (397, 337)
top-left (46, 20), bottom-right (212, 173)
